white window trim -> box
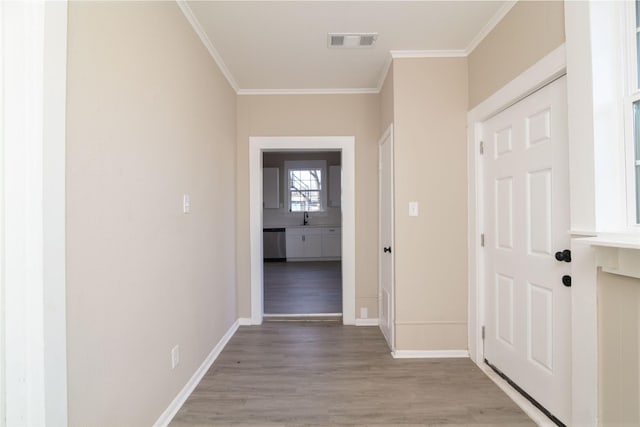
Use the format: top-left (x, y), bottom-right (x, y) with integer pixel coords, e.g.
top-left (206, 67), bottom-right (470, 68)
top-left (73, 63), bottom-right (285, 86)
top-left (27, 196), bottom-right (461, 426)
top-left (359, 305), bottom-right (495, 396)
top-left (284, 160), bottom-right (327, 212)
top-left (564, 1), bottom-right (630, 235)
top-left (565, 2), bottom-right (640, 426)
top-left (625, 0), bottom-right (640, 227)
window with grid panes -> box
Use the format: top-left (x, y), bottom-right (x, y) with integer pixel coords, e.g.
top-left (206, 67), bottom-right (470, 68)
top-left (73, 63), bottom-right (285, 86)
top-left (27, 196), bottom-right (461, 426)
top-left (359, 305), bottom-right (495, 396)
top-left (289, 168), bottom-right (323, 212)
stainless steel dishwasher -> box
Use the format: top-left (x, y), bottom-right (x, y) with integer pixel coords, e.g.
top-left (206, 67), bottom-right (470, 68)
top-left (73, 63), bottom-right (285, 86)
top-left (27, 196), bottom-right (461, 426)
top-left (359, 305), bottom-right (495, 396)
top-left (263, 228), bottom-right (286, 262)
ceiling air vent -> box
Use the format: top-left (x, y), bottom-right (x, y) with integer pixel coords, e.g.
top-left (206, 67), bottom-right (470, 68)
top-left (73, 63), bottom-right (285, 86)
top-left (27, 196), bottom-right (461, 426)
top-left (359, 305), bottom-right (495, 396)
top-left (328, 33), bottom-right (378, 49)
top-left (329, 35), bottom-right (345, 47)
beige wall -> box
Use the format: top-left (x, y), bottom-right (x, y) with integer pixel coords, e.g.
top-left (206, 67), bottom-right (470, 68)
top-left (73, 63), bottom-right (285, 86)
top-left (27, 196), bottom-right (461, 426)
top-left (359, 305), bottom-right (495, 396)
top-left (236, 94), bottom-right (380, 318)
top-left (66, 2), bottom-right (237, 426)
top-left (598, 271), bottom-right (640, 425)
top-left (392, 58), bottom-right (468, 350)
top-left (468, 1), bottom-right (565, 108)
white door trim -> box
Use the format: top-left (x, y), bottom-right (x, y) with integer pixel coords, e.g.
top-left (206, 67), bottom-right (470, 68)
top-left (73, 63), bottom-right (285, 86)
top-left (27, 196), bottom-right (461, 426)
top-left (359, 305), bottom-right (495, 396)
top-left (467, 43), bottom-right (566, 365)
top-left (378, 124), bottom-right (394, 350)
top-left (1, 1), bottom-right (68, 425)
top-left (481, 76), bottom-right (571, 423)
top-left (468, 44), bottom-right (571, 423)
top-left (249, 136), bottom-right (356, 325)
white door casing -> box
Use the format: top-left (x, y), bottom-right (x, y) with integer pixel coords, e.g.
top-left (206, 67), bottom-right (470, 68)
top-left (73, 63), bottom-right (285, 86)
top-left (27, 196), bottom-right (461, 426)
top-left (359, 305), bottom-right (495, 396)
top-left (378, 125), bottom-right (394, 350)
top-left (249, 137), bottom-right (356, 325)
top-left (483, 76), bottom-right (571, 424)
top-left (1, 1), bottom-right (68, 425)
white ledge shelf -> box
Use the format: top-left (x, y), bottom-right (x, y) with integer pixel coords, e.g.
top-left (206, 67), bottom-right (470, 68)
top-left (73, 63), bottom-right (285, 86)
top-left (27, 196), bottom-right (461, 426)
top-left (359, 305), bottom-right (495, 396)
top-left (578, 233), bottom-right (640, 250)
top-left (575, 233), bottom-right (640, 279)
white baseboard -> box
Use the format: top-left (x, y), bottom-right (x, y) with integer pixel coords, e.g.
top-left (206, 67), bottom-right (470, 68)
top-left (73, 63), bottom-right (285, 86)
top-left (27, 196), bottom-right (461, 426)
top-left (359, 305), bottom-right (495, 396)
top-left (355, 318), bottom-right (379, 326)
top-left (392, 349), bottom-right (469, 359)
top-left (263, 313), bottom-right (342, 318)
top-left (238, 317), bottom-right (252, 326)
top-left (153, 319), bottom-right (240, 427)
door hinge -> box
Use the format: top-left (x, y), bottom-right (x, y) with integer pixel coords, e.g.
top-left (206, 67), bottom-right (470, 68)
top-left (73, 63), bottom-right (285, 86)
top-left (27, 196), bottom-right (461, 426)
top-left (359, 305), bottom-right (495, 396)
top-left (480, 233), bottom-right (485, 247)
top-left (481, 326), bottom-right (485, 340)
top-left (480, 141), bottom-right (484, 155)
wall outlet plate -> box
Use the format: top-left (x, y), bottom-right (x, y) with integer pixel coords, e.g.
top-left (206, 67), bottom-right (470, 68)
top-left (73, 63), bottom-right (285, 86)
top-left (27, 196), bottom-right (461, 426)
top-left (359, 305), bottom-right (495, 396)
top-left (409, 201), bottom-right (419, 217)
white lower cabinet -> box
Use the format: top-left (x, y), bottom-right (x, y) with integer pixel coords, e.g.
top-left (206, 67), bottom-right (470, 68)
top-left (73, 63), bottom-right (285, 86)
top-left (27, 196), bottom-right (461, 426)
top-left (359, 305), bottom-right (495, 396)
top-left (321, 227), bottom-right (341, 257)
top-left (285, 231), bottom-right (305, 258)
top-left (286, 227), bottom-right (322, 259)
top-left (286, 226), bottom-right (341, 259)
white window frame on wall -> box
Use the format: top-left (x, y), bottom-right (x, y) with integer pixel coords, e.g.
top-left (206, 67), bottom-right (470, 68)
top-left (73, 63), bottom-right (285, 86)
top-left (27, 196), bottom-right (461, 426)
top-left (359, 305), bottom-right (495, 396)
top-left (284, 160), bottom-right (327, 212)
top-left (625, 0), bottom-right (640, 226)
top-left (564, 2), bottom-right (640, 425)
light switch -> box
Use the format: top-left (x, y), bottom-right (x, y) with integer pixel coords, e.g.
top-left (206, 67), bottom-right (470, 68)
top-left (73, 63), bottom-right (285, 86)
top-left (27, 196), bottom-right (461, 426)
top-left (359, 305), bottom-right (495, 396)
top-left (183, 194), bottom-right (191, 214)
top-left (409, 201), bottom-right (419, 217)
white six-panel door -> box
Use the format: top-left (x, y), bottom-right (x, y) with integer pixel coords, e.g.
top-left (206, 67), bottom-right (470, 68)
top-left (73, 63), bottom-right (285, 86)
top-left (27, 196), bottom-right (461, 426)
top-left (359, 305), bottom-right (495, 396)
top-left (483, 77), bottom-right (571, 424)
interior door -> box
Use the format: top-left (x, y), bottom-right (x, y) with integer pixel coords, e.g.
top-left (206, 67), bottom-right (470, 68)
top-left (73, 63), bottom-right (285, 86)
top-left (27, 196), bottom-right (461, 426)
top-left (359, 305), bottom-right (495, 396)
top-left (379, 126), bottom-right (394, 350)
top-left (483, 77), bottom-right (571, 424)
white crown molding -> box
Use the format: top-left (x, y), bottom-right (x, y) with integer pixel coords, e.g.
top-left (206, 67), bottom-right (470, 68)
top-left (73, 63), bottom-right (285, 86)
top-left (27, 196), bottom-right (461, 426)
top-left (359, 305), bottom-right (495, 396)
top-left (176, 0), bottom-right (240, 93)
top-left (390, 50), bottom-right (467, 59)
top-left (465, 0), bottom-right (517, 55)
top-left (237, 88), bottom-right (379, 95)
top-left (392, 350), bottom-right (469, 359)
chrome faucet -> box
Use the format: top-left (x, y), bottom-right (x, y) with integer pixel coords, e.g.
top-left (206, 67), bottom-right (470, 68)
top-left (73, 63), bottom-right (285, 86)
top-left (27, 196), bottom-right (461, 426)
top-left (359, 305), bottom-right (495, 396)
top-left (303, 211), bottom-right (309, 226)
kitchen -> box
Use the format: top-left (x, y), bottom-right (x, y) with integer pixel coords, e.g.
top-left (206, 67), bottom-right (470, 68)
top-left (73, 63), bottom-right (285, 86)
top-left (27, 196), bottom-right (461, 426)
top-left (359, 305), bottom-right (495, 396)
top-left (262, 150), bottom-right (342, 317)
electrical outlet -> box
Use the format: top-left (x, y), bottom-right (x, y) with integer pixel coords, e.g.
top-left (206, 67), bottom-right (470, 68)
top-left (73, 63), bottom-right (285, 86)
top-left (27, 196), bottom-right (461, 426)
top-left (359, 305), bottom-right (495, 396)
top-left (360, 307), bottom-right (368, 319)
top-left (171, 345), bottom-right (180, 369)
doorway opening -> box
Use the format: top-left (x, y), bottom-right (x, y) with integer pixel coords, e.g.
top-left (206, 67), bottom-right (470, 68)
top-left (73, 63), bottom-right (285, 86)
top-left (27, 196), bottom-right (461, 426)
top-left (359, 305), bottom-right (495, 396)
top-left (249, 136), bottom-right (356, 325)
top-left (262, 151), bottom-right (342, 317)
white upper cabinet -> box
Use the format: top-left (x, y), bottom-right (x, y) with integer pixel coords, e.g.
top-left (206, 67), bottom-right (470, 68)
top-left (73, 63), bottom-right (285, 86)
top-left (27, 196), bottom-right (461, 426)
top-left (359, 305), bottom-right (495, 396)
top-left (328, 165), bottom-right (341, 207)
top-left (263, 167), bottom-right (279, 209)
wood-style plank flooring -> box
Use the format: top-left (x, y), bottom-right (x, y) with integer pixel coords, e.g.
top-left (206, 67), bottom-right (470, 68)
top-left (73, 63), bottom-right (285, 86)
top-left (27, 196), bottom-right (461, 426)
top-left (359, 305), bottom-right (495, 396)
top-left (170, 322), bottom-right (535, 426)
top-left (264, 261), bottom-right (342, 314)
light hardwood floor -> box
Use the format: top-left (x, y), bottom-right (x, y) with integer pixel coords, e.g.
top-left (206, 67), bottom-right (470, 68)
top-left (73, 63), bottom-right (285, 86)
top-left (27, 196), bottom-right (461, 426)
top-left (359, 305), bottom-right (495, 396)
top-left (263, 261), bottom-right (342, 314)
top-left (170, 322), bottom-right (535, 426)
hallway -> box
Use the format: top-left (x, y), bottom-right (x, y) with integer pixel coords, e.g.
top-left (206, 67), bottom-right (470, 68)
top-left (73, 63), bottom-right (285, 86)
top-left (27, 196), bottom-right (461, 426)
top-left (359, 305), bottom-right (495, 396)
top-left (170, 322), bottom-right (534, 426)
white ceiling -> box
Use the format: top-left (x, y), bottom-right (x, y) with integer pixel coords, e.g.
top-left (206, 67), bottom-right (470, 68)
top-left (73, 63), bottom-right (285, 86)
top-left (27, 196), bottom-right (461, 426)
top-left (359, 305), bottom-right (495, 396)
top-left (181, 1), bottom-right (514, 94)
